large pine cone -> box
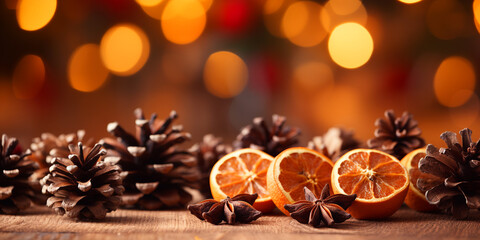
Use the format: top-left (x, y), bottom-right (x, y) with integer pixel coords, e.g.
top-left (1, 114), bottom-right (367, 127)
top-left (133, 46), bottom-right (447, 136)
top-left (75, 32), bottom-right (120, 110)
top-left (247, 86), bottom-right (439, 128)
top-left (367, 110), bottom-right (425, 160)
top-left (418, 128), bottom-right (480, 219)
top-left (44, 142), bottom-right (124, 220)
top-left (233, 114), bottom-right (301, 156)
top-left (189, 134), bottom-right (232, 198)
top-left (29, 130), bottom-right (94, 203)
top-left (102, 108), bottom-right (200, 209)
top-left (0, 134), bottom-right (38, 214)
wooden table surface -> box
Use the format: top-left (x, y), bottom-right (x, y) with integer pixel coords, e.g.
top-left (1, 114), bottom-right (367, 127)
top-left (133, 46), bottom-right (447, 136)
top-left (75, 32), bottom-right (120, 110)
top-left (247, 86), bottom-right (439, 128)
top-left (0, 205), bottom-right (479, 240)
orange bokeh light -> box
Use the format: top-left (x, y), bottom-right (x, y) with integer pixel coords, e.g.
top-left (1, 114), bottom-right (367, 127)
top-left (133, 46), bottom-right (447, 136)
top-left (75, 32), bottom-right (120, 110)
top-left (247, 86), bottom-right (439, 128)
top-left (434, 56), bottom-right (476, 108)
top-left (161, 0), bottom-right (206, 45)
top-left (100, 24), bottom-right (150, 76)
top-left (398, 0), bottom-right (423, 4)
top-left (12, 55), bottom-right (45, 99)
top-left (16, 0), bottom-right (56, 31)
top-left (328, 22), bottom-right (374, 69)
top-left (68, 44), bottom-right (110, 92)
top-left (281, 1), bottom-right (327, 47)
top-left (320, 0), bottom-right (367, 32)
top-left (204, 51), bottom-right (248, 98)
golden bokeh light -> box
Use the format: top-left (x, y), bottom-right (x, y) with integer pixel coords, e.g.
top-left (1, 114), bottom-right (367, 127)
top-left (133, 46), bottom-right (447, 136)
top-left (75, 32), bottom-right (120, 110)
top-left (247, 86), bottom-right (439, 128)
top-left (16, 0), bottom-right (56, 31)
top-left (264, 0), bottom-right (284, 15)
top-left (161, 0), bottom-right (206, 45)
top-left (330, 0), bottom-right (362, 15)
top-left (473, 0), bottom-right (480, 34)
top-left (136, 0), bottom-right (163, 7)
top-left (264, 0), bottom-right (292, 38)
top-left (328, 22), bottom-right (374, 69)
top-left (281, 1), bottom-right (327, 47)
top-left (12, 55), bottom-right (45, 99)
top-left (434, 56), bottom-right (476, 108)
top-left (320, 0), bottom-right (367, 32)
top-left (398, 0), bottom-right (423, 4)
top-left (100, 24), bottom-right (150, 76)
top-left (68, 44), bottom-right (110, 92)
top-left (204, 51), bottom-right (248, 98)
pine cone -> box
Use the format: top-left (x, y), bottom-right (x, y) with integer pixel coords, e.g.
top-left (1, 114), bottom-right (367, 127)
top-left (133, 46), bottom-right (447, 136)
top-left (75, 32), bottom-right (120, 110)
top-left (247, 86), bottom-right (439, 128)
top-left (29, 130), bottom-right (94, 203)
top-left (0, 134), bottom-right (38, 214)
top-left (417, 128), bottom-right (480, 219)
top-left (308, 127), bottom-right (359, 161)
top-left (189, 134), bottom-right (232, 198)
top-left (233, 114), bottom-right (301, 156)
top-left (367, 110), bottom-right (425, 159)
top-left (44, 142), bottom-right (124, 220)
top-left (101, 108), bottom-right (200, 209)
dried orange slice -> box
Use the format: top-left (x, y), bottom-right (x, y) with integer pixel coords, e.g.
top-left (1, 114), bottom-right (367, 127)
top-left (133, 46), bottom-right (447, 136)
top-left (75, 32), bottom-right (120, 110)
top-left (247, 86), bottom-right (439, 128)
top-left (400, 148), bottom-right (438, 212)
top-left (331, 149), bottom-right (409, 219)
top-left (210, 148), bottom-right (275, 213)
top-left (267, 147), bottom-right (333, 215)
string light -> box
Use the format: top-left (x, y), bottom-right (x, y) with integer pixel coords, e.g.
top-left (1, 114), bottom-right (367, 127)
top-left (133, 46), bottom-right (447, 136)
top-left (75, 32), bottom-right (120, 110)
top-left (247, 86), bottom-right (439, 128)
top-left (68, 44), bottom-right (110, 92)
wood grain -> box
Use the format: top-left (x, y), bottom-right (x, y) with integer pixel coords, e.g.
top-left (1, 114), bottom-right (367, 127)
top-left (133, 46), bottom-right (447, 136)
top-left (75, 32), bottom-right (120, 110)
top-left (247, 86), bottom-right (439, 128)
top-left (0, 206), bottom-right (479, 239)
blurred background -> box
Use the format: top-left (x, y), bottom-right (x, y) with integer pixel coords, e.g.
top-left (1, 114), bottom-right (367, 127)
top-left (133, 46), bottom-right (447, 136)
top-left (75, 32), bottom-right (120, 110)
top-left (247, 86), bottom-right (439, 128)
top-left (0, 0), bottom-right (479, 148)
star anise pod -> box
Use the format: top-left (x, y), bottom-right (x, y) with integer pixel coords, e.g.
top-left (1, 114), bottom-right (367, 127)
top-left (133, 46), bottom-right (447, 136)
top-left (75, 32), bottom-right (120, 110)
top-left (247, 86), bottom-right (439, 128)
top-left (189, 134), bottom-right (232, 198)
top-left (308, 127), bottom-right (360, 161)
top-left (367, 110), bottom-right (425, 160)
top-left (233, 114), bottom-right (300, 156)
top-left (187, 193), bottom-right (262, 225)
top-left (417, 128), bottom-right (480, 219)
top-left (284, 184), bottom-right (356, 227)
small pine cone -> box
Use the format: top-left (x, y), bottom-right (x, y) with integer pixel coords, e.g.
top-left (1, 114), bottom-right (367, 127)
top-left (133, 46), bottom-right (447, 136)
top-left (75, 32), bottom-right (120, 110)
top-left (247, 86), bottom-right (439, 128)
top-left (233, 114), bottom-right (301, 156)
top-left (29, 130), bottom-right (94, 203)
top-left (308, 127), bottom-right (360, 161)
top-left (367, 110), bottom-right (425, 160)
top-left (101, 108), bottom-right (200, 210)
top-left (417, 129), bottom-right (480, 219)
top-left (45, 142), bottom-right (124, 220)
top-left (189, 134), bottom-right (232, 198)
top-left (0, 134), bottom-right (38, 214)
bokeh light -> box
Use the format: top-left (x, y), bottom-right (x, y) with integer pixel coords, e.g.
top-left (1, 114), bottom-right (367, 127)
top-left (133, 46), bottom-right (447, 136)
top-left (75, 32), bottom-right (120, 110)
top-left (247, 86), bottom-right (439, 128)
top-left (136, 0), bottom-right (163, 7)
top-left (328, 22), bottom-right (374, 69)
top-left (330, 0), bottom-right (362, 15)
top-left (434, 56), bottom-right (476, 108)
top-left (100, 24), bottom-right (150, 76)
top-left (473, 0), bottom-right (480, 34)
top-left (161, 0), bottom-right (206, 45)
top-left (427, 0), bottom-right (467, 40)
top-left (281, 1), bottom-right (327, 47)
top-left (398, 0), bottom-right (423, 4)
top-left (68, 44), bottom-right (110, 92)
top-left (16, 0), bottom-right (57, 31)
top-left (264, 0), bottom-right (284, 15)
top-left (12, 55), bottom-right (45, 99)
top-left (204, 51), bottom-right (248, 98)
top-left (320, 0), bottom-right (367, 32)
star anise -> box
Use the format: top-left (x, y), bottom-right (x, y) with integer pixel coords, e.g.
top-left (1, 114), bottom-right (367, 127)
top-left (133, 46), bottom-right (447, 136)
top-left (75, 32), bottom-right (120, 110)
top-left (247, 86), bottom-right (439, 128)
top-left (187, 193), bottom-right (262, 225)
top-left (284, 184), bottom-right (356, 227)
